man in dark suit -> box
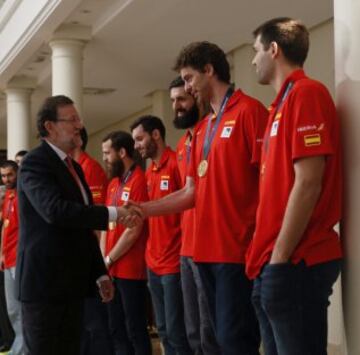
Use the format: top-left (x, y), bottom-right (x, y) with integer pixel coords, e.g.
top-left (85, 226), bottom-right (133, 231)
top-left (15, 95), bottom-right (134, 355)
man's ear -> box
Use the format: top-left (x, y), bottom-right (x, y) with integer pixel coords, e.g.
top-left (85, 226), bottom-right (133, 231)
top-left (151, 129), bottom-right (161, 141)
top-left (119, 147), bottom-right (127, 159)
top-left (44, 121), bottom-right (54, 136)
top-left (204, 63), bottom-right (215, 77)
top-left (270, 41), bottom-right (280, 59)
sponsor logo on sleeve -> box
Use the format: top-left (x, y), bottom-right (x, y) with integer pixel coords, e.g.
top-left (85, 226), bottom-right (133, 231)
top-left (297, 125), bottom-right (317, 133)
top-left (297, 123), bottom-right (325, 133)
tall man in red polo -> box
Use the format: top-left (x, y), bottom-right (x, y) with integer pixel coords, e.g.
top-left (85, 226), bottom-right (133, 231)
top-left (130, 115), bottom-right (191, 355)
top-left (170, 76), bottom-right (219, 355)
top-left (0, 160), bottom-right (24, 355)
top-left (128, 42), bottom-right (268, 355)
top-left (247, 17), bottom-right (342, 355)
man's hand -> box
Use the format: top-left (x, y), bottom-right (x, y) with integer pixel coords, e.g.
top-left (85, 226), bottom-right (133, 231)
top-left (269, 252), bottom-right (289, 264)
top-left (116, 203), bottom-right (143, 218)
top-left (117, 202), bottom-right (144, 228)
top-left (125, 200), bottom-right (144, 217)
top-left (97, 278), bottom-right (114, 303)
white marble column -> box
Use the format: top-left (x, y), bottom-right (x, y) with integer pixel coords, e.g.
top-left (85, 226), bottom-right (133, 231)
top-left (5, 77), bottom-right (35, 159)
top-left (49, 25), bottom-right (91, 117)
top-left (334, 1), bottom-right (360, 354)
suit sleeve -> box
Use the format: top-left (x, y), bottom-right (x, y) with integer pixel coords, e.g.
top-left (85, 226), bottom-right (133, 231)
top-left (19, 152), bottom-right (109, 230)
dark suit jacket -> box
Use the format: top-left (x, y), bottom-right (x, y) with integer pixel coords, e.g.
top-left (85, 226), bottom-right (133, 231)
top-left (15, 140), bottom-right (109, 302)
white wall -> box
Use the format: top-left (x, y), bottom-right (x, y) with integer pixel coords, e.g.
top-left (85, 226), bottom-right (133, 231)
top-left (87, 107), bottom-right (152, 163)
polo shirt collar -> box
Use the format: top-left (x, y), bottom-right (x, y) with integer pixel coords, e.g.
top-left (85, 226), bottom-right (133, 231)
top-left (224, 89), bottom-right (244, 112)
top-left (207, 89), bottom-right (243, 121)
top-left (270, 69), bottom-right (306, 110)
top-left (151, 146), bottom-right (171, 171)
top-left (78, 151), bottom-right (88, 165)
top-left (5, 189), bottom-right (16, 199)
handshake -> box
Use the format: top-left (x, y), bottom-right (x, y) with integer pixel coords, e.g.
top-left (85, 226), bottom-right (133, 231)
top-left (116, 202), bottom-right (146, 228)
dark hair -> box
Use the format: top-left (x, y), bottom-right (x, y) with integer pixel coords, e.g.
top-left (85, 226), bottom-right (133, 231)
top-left (15, 150), bottom-right (28, 158)
top-left (253, 17), bottom-right (309, 67)
top-left (37, 95), bottom-right (74, 137)
top-left (130, 115), bottom-right (166, 141)
top-left (169, 76), bottom-right (185, 90)
top-left (80, 128), bottom-right (88, 151)
top-left (0, 160), bottom-right (18, 172)
top-left (173, 41), bottom-right (230, 84)
top-left (102, 131), bottom-right (135, 158)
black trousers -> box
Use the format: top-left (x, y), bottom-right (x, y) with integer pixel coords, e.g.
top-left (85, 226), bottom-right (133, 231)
top-left (80, 296), bottom-right (114, 355)
top-left (22, 299), bottom-right (84, 355)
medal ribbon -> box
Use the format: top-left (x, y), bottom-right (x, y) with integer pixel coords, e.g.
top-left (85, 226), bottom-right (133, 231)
top-left (186, 132), bottom-right (192, 164)
top-left (263, 81), bottom-right (294, 154)
top-left (111, 164), bottom-right (136, 206)
top-left (202, 87), bottom-right (234, 160)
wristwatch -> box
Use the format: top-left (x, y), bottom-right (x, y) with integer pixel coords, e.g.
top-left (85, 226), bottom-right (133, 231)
top-left (105, 255), bottom-right (113, 267)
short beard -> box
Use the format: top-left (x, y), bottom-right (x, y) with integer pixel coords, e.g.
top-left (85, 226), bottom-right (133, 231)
top-left (173, 104), bottom-right (199, 129)
top-left (143, 138), bottom-right (158, 160)
top-left (109, 159), bottom-right (125, 179)
top-left (5, 181), bottom-right (16, 190)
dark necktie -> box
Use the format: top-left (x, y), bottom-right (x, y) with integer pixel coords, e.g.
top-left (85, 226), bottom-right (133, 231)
top-left (64, 156), bottom-right (88, 204)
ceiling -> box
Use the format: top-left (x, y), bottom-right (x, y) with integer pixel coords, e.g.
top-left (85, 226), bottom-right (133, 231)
top-left (0, 0), bottom-right (333, 143)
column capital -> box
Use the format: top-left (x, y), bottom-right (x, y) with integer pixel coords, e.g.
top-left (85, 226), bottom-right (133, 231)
top-left (6, 75), bottom-right (36, 91)
top-left (50, 24), bottom-right (92, 43)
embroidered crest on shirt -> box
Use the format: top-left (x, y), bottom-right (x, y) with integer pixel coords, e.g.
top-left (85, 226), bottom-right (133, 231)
top-left (160, 175), bottom-right (170, 191)
top-left (121, 187), bottom-right (130, 201)
top-left (270, 121), bottom-right (279, 137)
top-left (220, 126), bottom-right (233, 138)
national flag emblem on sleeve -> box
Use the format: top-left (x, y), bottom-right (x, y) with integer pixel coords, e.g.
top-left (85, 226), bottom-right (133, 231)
top-left (304, 134), bottom-right (321, 146)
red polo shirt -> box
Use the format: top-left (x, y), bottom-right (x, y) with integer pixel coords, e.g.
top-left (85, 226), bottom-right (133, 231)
top-left (1, 189), bottom-right (18, 268)
top-left (146, 147), bottom-right (182, 275)
top-left (246, 69), bottom-right (342, 279)
top-left (176, 130), bottom-right (195, 257)
top-left (105, 166), bottom-right (148, 280)
top-left (78, 152), bottom-right (108, 204)
top-left (188, 89), bottom-right (268, 263)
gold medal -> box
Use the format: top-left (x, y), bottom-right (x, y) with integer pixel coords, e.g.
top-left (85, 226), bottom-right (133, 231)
top-left (108, 222), bottom-right (116, 230)
top-left (3, 219), bottom-right (9, 228)
top-left (197, 160), bottom-right (208, 177)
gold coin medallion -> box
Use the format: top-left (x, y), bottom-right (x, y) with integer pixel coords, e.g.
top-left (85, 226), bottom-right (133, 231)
top-left (197, 160), bottom-right (208, 177)
top-left (3, 219), bottom-right (9, 228)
